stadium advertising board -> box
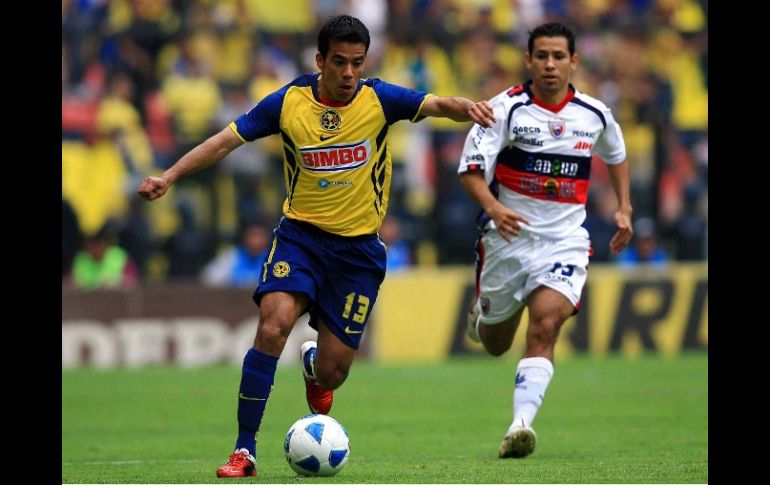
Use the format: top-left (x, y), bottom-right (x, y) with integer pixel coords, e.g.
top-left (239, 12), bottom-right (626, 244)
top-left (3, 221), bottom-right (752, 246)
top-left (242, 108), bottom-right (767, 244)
top-left (62, 263), bottom-right (707, 367)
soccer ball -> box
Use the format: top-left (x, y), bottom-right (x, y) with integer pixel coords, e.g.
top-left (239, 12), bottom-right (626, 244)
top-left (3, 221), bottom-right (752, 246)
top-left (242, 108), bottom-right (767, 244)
top-left (284, 414), bottom-right (350, 476)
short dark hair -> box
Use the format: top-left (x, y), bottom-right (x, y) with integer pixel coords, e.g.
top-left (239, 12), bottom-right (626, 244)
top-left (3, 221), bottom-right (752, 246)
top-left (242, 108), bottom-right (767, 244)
top-left (528, 22), bottom-right (576, 56)
top-left (317, 15), bottom-right (370, 58)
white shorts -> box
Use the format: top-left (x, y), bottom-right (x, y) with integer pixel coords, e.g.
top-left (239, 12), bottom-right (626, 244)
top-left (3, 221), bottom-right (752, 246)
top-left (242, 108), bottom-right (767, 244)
top-left (475, 230), bottom-right (590, 324)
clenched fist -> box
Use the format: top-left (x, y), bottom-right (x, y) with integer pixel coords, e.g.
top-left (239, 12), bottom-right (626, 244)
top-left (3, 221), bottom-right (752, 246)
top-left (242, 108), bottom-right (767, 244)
top-left (137, 176), bottom-right (170, 201)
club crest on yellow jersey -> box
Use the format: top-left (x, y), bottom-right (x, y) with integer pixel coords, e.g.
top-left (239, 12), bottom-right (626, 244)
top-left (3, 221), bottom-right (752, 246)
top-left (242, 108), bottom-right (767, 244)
top-left (320, 109), bottom-right (341, 131)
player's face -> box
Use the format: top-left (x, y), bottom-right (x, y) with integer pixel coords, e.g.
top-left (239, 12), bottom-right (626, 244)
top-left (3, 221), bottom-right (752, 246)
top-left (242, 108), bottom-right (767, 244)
top-left (525, 36), bottom-right (577, 102)
top-left (316, 41), bottom-right (366, 102)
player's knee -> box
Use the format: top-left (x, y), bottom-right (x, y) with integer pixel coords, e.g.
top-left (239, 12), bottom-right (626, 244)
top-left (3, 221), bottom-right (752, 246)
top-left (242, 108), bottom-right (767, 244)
top-left (528, 314), bottom-right (564, 344)
top-left (315, 363), bottom-right (349, 390)
top-left (255, 318), bottom-right (293, 353)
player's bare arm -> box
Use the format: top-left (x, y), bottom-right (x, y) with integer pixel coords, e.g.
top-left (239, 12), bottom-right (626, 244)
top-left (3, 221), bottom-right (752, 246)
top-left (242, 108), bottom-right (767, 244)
top-left (459, 172), bottom-right (530, 242)
top-left (420, 96), bottom-right (495, 128)
top-left (137, 127), bottom-right (244, 201)
top-left (606, 160), bottom-right (633, 255)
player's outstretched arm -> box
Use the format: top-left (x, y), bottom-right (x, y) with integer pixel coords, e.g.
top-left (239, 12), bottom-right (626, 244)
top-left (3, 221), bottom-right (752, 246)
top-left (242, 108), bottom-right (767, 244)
top-left (420, 96), bottom-right (496, 128)
top-left (459, 172), bottom-right (530, 243)
top-left (137, 126), bottom-right (244, 201)
top-left (606, 160), bottom-right (634, 255)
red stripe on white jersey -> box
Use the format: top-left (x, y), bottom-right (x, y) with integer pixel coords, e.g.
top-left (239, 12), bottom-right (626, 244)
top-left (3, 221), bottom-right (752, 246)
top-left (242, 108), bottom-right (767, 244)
top-left (494, 164), bottom-right (590, 204)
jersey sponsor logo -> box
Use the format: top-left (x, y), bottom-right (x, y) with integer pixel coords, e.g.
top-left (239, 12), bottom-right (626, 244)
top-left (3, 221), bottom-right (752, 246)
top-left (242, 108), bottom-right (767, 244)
top-left (572, 130), bottom-right (595, 138)
top-left (514, 135), bottom-right (544, 147)
top-left (495, 163), bottom-right (590, 204)
top-left (497, 146), bottom-right (591, 180)
top-left (543, 178), bottom-right (560, 197)
top-left (472, 124), bottom-right (486, 149)
top-left (320, 109), bottom-right (341, 131)
top-left (317, 178), bottom-right (353, 190)
top-left (512, 126), bottom-right (541, 135)
top-left (300, 139), bottom-right (372, 172)
top-left (548, 119), bottom-right (565, 138)
top-left (519, 176), bottom-right (577, 200)
top-left (517, 175), bottom-right (583, 202)
top-left (524, 157), bottom-right (579, 177)
top-left (573, 141), bottom-right (593, 150)
top-left (272, 261), bottom-right (290, 278)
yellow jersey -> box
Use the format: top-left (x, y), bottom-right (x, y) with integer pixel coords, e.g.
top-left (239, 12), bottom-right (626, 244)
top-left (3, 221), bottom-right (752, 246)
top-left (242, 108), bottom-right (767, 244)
top-left (230, 73), bottom-right (431, 236)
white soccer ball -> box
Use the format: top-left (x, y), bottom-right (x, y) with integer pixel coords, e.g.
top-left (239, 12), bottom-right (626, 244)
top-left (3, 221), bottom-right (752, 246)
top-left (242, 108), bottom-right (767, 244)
top-left (284, 414), bottom-right (350, 476)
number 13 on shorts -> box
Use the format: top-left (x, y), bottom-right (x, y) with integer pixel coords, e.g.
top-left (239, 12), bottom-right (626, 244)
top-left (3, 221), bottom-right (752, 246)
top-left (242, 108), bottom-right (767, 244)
top-left (342, 292), bottom-right (370, 324)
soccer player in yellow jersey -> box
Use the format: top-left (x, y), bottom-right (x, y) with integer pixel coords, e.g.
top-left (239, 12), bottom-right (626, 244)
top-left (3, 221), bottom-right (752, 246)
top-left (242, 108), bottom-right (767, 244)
top-left (138, 14), bottom-right (494, 478)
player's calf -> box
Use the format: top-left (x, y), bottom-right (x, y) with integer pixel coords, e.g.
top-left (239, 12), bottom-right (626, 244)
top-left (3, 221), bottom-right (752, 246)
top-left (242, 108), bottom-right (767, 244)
top-left (301, 341), bottom-right (334, 414)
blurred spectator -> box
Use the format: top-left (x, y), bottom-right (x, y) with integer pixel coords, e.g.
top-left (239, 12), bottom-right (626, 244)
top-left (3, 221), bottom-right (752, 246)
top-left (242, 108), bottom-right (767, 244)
top-left (215, 84), bottom-right (276, 228)
top-left (117, 196), bottom-right (154, 279)
top-left (201, 222), bottom-right (271, 287)
top-left (582, 186), bottom-right (619, 263)
top-left (62, 198), bottom-right (83, 277)
top-left (379, 216), bottom-right (412, 272)
top-left (162, 34), bottom-right (222, 155)
top-left (673, 188), bottom-right (707, 260)
top-left (163, 200), bottom-right (212, 280)
top-left (95, 70), bottom-right (154, 177)
top-left (62, 1), bottom-right (708, 272)
top-left (348, 0), bottom-right (388, 61)
top-left (616, 217), bottom-right (669, 267)
top-left (62, 132), bottom-right (131, 237)
top-left (66, 221), bottom-right (139, 290)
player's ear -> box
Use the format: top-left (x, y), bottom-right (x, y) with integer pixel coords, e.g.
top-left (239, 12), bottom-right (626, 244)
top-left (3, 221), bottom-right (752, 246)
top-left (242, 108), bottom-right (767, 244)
top-left (316, 52), bottom-right (325, 70)
top-left (571, 53), bottom-right (579, 70)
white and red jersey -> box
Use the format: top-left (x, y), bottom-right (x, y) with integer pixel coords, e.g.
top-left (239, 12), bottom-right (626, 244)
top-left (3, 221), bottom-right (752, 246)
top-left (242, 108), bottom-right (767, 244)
top-left (458, 80), bottom-right (626, 240)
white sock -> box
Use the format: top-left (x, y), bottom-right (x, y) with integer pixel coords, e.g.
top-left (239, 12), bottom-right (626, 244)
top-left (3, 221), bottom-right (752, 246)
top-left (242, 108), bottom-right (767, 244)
top-left (511, 357), bottom-right (554, 430)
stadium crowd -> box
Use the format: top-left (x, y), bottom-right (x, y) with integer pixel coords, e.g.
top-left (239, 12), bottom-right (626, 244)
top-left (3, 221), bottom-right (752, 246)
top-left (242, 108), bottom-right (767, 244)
top-left (62, 0), bottom-right (707, 286)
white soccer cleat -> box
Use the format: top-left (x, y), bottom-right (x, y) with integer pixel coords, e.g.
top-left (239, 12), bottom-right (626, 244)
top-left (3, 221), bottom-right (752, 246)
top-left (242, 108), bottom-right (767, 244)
top-left (466, 300), bottom-right (481, 343)
top-left (498, 424), bottom-right (537, 458)
top-left (300, 340), bottom-right (333, 414)
top-left (300, 340), bottom-right (318, 379)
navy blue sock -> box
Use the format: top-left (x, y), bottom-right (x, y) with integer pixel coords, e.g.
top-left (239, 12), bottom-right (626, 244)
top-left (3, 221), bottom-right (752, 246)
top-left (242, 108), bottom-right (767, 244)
top-left (235, 348), bottom-right (278, 457)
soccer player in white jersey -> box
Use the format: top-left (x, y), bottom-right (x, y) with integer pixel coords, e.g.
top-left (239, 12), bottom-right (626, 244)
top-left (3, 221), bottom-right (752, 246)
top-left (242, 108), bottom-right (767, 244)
top-left (457, 22), bottom-right (633, 458)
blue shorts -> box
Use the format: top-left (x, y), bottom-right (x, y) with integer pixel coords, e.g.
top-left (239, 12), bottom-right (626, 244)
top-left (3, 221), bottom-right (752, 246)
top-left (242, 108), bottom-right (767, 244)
top-left (254, 218), bottom-right (387, 349)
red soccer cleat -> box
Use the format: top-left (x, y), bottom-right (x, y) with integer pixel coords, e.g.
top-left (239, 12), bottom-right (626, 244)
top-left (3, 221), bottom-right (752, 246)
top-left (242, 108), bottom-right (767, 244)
top-left (301, 341), bottom-right (334, 414)
top-left (304, 377), bottom-right (334, 414)
top-left (216, 449), bottom-right (256, 478)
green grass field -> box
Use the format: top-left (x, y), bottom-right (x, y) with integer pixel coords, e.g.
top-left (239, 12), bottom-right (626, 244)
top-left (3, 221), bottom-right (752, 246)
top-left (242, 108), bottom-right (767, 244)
top-left (62, 352), bottom-right (707, 483)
